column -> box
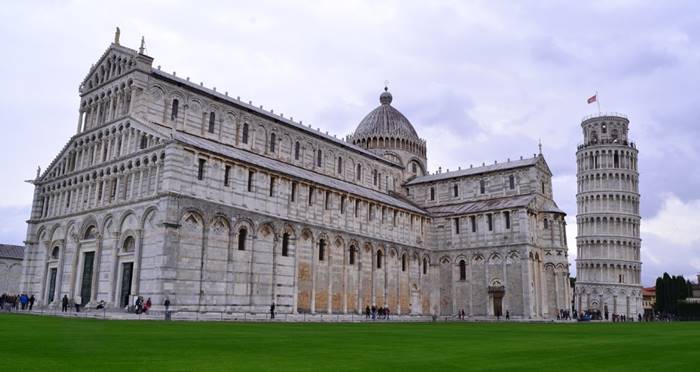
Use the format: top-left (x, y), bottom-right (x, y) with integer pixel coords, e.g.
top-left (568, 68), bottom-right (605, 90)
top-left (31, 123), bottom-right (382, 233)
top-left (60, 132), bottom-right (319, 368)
top-left (90, 235), bottom-right (103, 303)
top-left (131, 229), bottom-right (144, 296)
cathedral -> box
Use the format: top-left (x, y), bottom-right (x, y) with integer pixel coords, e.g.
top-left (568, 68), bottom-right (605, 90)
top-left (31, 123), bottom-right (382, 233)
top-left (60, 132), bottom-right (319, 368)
top-left (20, 34), bottom-right (571, 319)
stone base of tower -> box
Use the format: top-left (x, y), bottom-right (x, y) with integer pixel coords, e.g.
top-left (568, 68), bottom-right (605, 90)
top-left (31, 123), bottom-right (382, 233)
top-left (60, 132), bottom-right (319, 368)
top-left (574, 282), bottom-right (643, 320)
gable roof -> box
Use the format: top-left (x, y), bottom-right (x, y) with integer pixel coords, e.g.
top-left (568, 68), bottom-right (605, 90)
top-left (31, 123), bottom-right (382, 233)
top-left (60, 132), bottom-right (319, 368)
top-left (151, 69), bottom-right (403, 169)
top-left (406, 157), bottom-right (540, 186)
top-left (0, 244), bottom-right (24, 260)
top-left (173, 130), bottom-right (427, 215)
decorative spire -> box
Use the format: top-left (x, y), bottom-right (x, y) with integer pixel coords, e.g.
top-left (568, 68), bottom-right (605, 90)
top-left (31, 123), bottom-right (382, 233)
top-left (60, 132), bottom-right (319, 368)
top-left (538, 138), bottom-right (543, 155)
top-left (139, 36), bottom-right (146, 54)
top-left (114, 27), bottom-right (121, 45)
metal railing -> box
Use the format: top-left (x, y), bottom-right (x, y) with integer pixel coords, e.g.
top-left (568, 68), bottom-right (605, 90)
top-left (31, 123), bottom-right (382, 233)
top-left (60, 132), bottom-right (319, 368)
top-left (581, 112), bottom-right (629, 122)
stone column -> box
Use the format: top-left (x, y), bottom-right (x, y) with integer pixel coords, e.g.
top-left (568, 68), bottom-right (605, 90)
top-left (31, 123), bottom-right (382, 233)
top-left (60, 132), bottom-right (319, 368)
top-left (310, 237), bottom-right (316, 314)
top-left (131, 229), bottom-right (144, 296)
top-left (90, 234), bottom-right (103, 303)
top-left (109, 232), bottom-right (121, 305)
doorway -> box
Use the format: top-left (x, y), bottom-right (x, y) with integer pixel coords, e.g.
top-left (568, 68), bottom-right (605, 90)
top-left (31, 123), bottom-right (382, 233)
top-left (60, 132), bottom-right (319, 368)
top-left (80, 252), bottom-right (95, 305)
top-left (120, 262), bottom-right (133, 308)
top-left (47, 268), bottom-right (57, 303)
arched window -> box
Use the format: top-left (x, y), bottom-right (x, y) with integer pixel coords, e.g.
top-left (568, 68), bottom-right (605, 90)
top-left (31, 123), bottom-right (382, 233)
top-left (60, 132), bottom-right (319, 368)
top-left (51, 246), bottom-right (60, 259)
top-left (373, 170), bottom-right (378, 186)
top-left (140, 135), bottom-right (148, 150)
top-left (401, 254), bottom-right (407, 272)
top-left (349, 246), bottom-right (356, 265)
top-left (459, 260), bottom-right (466, 280)
top-left (84, 225), bottom-right (97, 240)
top-left (241, 123), bottom-right (249, 144)
top-left (423, 258), bottom-right (428, 274)
top-left (281, 232), bottom-right (289, 257)
top-left (614, 152), bottom-right (620, 168)
top-left (318, 239), bottom-right (326, 261)
top-left (317, 149), bottom-right (322, 167)
top-left (356, 164), bottom-right (362, 180)
top-left (337, 157), bottom-right (343, 174)
top-left (269, 133), bottom-right (276, 153)
top-left (453, 184), bottom-right (459, 197)
top-left (171, 99), bottom-right (179, 120)
top-left (509, 175), bottom-right (515, 190)
top-left (237, 228), bottom-right (247, 250)
top-left (122, 236), bottom-right (135, 253)
top-left (208, 112), bottom-right (216, 133)
top-left (480, 179), bottom-right (485, 194)
top-left (294, 142), bottom-right (300, 160)
top-left (601, 123), bottom-right (607, 134)
top-left (611, 129), bottom-right (619, 141)
top-left (412, 162), bottom-right (417, 173)
top-left (544, 219), bottom-right (549, 229)
top-left (376, 250), bottom-right (383, 269)
top-left (430, 187), bottom-right (435, 201)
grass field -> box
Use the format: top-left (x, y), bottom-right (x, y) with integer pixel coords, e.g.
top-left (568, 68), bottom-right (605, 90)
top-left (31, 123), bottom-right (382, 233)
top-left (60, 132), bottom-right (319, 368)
top-left (0, 314), bottom-right (697, 371)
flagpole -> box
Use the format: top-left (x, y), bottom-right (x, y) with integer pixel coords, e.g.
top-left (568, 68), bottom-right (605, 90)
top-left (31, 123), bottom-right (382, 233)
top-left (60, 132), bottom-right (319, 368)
top-left (596, 91), bottom-right (601, 114)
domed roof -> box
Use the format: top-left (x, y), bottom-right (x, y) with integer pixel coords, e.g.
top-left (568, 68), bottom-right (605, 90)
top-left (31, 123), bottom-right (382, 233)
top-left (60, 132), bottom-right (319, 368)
top-left (353, 88), bottom-right (419, 141)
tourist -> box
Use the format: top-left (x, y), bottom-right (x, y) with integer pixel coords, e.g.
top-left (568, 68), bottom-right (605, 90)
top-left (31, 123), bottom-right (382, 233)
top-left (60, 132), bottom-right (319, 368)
top-left (96, 300), bottom-right (105, 310)
top-left (61, 295), bottom-right (69, 312)
top-left (371, 305), bottom-right (377, 320)
top-left (20, 293), bottom-right (29, 310)
top-left (145, 297), bottom-right (152, 313)
top-left (462, 309), bottom-right (466, 320)
top-left (506, 310), bottom-right (510, 320)
top-left (365, 305), bottom-right (370, 320)
top-left (270, 303), bottom-right (275, 319)
top-left (74, 297), bottom-right (81, 313)
top-left (164, 297), bottom-right (171, 312)
top-left (29, 295), bottom-right (35, 311)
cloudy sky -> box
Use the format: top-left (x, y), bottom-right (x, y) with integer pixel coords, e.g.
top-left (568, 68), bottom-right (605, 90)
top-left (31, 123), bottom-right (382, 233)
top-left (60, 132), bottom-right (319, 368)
top-left (1, 1), bottom-right (699, 285)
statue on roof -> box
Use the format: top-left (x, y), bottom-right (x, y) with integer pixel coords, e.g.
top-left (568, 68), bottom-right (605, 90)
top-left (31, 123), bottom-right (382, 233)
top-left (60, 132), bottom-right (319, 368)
top-left (114, 27), bottom-right (120, 45)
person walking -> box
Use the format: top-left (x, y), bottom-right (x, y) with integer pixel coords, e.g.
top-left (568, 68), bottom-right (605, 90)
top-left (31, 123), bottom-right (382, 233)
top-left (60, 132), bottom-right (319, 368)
top-left (506, 310), bottom-right (510, 320)
top-left (365, 305), bottom-right (370, 320)
top-left (164, 297), bottom-right (171, 321)
top-left (29, 295), bottom-right (35, 311)
top-left (61, 295), bottom-right (68, 312)
top-left (270, 303), bottom-right (275, 320)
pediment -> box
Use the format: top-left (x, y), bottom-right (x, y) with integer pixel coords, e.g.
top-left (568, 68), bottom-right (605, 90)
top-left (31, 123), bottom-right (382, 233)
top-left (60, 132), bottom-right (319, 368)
top-left (80, 44), bottom-right (139, 93)
top-left (38, 117), bottom-right (171, 184)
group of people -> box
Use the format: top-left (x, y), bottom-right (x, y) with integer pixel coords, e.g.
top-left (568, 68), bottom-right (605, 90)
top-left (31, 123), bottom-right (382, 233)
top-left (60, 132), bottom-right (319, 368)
top-left (130, 296), bottom-right (152, 314)
top-left (364, 305), bottom-right (391, 320)
top-left (557, 309), bottom-right (572, 320)
top-left (0, 293), bottom-right (35, 311)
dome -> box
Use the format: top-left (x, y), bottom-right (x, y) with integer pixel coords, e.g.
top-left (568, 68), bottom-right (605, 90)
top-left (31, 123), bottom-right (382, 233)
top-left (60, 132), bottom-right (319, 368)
top-left (353, 88), bottom-right (419, 141)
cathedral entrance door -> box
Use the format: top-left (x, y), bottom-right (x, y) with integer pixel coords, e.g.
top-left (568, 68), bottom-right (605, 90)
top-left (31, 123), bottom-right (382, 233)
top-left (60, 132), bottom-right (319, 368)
top-left (120, 262), bottom-right (133, 308)
top-left (80, 252), bottom-right (95, 306)
top-left (47, 268), bottom-right (57, 303)
top-left (493, 295), bottom-right (503, 317)
top-left (488, 285), bottom-right (505, 317)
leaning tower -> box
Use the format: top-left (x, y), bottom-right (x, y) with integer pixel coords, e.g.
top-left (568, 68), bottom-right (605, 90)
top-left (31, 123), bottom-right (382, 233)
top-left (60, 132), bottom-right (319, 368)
top-left (575, 114), bottom-right (643, 320)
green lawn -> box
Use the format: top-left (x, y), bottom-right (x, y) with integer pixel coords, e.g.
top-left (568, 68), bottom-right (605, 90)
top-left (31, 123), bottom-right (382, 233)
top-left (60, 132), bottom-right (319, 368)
top-left (0, 314), bottom-right (697, 371)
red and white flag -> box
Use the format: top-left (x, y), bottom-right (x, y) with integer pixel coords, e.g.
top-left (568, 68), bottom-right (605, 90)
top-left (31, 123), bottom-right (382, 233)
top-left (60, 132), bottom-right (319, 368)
top-left (587, 94), bottom-right (597, 104)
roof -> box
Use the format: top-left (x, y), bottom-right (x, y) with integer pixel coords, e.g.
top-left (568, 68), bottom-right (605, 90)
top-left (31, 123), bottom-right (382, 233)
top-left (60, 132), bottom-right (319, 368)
top-left (0, 244), bottom-right (24, 260)
top-left (174, 131), bottom-right (428, 215)
top-left (423, 193), bottom-right (565, 217)
top-left (406, 157), bottom-right (540, 186)
top-left (423, 194), bottom-right (536, 217)
top-left (151, 69), bottom-right (402, 169)
top-left (353, 89), bottom-right (419, 141)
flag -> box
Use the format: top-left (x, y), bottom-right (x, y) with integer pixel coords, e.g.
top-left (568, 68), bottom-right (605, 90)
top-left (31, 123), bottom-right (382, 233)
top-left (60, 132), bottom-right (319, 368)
top-left (587, 94), bottom-right (597, 104)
